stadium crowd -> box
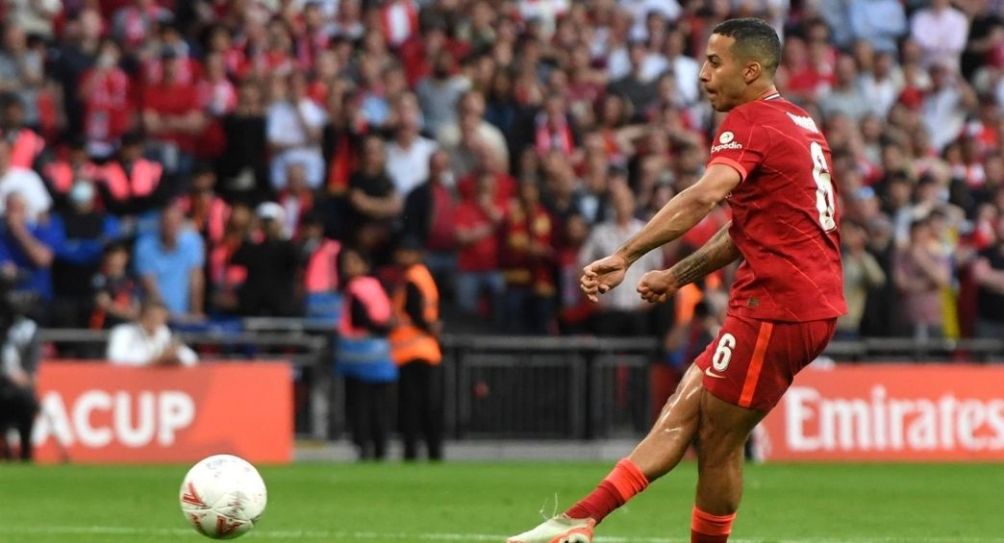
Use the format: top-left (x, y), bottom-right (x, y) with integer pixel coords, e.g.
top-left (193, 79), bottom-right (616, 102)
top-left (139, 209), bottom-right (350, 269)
top-left (0, 0), bottom-right (1001, 356)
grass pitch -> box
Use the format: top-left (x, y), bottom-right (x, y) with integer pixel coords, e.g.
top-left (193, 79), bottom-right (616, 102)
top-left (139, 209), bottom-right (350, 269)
top-left (0, 461), bottom-right (1000, 543)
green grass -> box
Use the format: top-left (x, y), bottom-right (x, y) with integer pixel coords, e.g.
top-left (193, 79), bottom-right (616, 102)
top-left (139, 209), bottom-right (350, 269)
top-left (0, 461), bottom-right (1001, 542)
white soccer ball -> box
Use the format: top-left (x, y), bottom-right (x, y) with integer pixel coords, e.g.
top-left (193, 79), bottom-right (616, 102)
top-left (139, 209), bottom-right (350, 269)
top-left (179, 454), bottom-right (268, 539)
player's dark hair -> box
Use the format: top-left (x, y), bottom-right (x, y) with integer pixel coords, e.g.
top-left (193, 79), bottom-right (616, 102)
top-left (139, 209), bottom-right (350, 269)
top-left (712, 18), bottom-right (782, 77)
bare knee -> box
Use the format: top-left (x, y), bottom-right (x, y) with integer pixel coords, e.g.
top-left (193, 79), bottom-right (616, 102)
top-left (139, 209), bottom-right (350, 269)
top-left (697, 392), bottom-right (763, 465)
top-left (697, 421), bottom-right (743, 467)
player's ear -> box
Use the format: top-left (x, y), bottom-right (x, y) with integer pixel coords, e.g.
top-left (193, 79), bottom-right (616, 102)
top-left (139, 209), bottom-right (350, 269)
top-left (743, 61), bottom-right (762, 84)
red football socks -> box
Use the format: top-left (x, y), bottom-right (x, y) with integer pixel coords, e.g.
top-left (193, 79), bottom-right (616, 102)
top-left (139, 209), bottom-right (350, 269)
top-left (691, 506), bottom-right (736, 543)
top-left (565, 458), bottom-right (649, 523)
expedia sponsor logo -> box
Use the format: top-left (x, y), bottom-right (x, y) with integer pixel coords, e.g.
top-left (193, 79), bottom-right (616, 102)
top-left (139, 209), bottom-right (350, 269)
top-left (711, 131), bottom-right (742, 153)
top-left (711, 141), bottom-right (743, 153)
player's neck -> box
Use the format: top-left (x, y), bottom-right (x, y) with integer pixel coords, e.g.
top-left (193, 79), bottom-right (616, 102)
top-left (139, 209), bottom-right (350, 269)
top-left (743, 84), bottom-right (780, 104)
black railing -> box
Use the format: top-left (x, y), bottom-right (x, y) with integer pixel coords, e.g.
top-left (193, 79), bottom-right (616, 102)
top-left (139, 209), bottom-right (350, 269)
top-left (34, 326), bottom-right (1004, 441)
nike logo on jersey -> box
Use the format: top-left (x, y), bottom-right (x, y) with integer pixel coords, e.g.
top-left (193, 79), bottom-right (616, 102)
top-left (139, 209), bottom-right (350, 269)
top-left (704, 367), bottom-right (726, 379)
top-left (786, 112), bottom-right (820, 133)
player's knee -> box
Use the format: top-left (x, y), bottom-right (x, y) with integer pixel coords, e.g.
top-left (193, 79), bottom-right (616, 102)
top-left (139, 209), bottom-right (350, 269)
top-left (697, 415), bottom-right (747, 463)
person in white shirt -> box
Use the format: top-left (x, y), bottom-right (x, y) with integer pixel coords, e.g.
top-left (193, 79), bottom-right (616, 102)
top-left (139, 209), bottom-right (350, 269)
top-left (922, 63), bottom-right (979, 152)
top-left (0, 139), bottom-right (50, 221)
top-left (643, 30), bottom-right (701, 106)
top-left (266, 71), bottom-right (328, 191)
top-left (858, 51), bottom-right (904, 118)
top-left (619, 0), bottom-right (681, 41)
top-left (578, 183), bottom-right (662, 335)
top-left (385, 93), bottom-right (437, 197)
top-left (107, 299), bottom-right (198, 367)
top-left (910, 0), bottom-right (969, 70)
top-left (437, 91), bottom-right (509, 178)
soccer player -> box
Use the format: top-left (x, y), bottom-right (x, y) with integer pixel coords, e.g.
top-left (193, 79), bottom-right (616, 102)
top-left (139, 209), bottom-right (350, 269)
top-left (506, 18), bottom-right (846, 543)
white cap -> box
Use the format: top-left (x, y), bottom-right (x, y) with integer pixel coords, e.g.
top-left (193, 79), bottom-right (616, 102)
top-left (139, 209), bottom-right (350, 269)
top-left (255, 201), bottom-right (285, 223)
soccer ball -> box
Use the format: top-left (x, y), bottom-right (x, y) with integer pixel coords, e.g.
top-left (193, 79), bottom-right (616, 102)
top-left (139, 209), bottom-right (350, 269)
top-left (179, 454), bottom-right (268, 539)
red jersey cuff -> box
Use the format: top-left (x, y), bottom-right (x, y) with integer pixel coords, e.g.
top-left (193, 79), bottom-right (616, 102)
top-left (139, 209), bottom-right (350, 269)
top-left (708, 157), bottom-right (748, 182)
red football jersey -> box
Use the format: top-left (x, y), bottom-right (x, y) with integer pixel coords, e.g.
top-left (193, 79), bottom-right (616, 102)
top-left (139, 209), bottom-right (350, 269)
top-left (707, 92), bottom-right (847, 322)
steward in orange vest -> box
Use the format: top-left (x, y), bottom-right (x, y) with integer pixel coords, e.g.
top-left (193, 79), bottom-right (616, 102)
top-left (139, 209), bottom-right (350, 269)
top-left (389, 236), bottom-right (444, 461)
top-left (390, 244), bottom-right (442, 367)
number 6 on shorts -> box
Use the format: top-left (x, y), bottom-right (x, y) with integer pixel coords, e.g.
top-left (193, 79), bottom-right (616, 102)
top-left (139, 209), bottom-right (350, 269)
top-left (712, 333), bottom-right (736, 372)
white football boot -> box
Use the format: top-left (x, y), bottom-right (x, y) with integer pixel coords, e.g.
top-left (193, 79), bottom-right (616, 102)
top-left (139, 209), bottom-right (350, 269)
top-left (505, 514), bottom-right (595, 543)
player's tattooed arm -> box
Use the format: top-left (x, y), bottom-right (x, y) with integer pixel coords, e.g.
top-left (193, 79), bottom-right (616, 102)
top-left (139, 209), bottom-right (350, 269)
top-left (616, 164), bottom-right (741, 264)
top-left (666, 222), bottom-right (741, 288)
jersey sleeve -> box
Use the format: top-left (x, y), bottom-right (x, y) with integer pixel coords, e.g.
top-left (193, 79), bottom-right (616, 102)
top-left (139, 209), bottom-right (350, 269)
top-left (707, 108), bottom-right (769, 182)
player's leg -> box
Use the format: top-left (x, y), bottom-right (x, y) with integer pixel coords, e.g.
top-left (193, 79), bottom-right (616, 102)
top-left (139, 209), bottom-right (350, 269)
top-left (505, 364), bottom-right (704, 543)
top-left (565, 363), bottom-right (703, 520)
top-left (690, 391), bottom-right (764, 543)
top-left (625, 362), bottom-right (705, 476)
top-left (688, 316), bottom-right (836, 542)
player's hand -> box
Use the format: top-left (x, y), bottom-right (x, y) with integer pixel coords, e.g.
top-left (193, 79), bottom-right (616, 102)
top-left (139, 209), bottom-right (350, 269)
top-left (580, 253), bottom-right (629, 302)
top-left (637, 269), bottom-right (678, 304)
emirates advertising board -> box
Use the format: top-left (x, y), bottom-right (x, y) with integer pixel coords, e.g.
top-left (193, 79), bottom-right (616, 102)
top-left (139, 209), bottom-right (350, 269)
top-left (760, 364), bottom-right (1004, 461)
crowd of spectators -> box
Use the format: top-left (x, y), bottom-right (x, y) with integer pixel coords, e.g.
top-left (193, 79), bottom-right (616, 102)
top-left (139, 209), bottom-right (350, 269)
top-left (0, 0), bottom-right (1002, 360)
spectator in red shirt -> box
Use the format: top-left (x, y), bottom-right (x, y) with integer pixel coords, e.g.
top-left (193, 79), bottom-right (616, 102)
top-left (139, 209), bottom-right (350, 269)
top-left (207, 202), bottom-right (252, 316)
top-left (454, 171), bottom-right (506, 325)
top-left (141, 23), bottom-right (199, 87)
top-left (295, 1), bottom-right (331, 71)
top-left (204, 24), bottom-right (245, 78)
top-left (501, 179), bottom-right (555, 334)
top-left (399, 20), bottom-right (447, 89)
top-left (403, 150), bottom-right (459, 297)
top-left (197, 52), bottom-right (237, 118)
top-left (79, 39), bottom-right (133, 158)
top-left (142, 50), bottom-right (206, 175)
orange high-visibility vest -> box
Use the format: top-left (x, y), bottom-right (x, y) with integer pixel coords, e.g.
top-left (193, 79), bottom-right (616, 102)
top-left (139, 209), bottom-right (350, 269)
top-left (389, 264), bottom-right (442, 365)
top-left (9, 129), bottom-right (45, 169)
top-left (100, 159), bottom-right (163, 200)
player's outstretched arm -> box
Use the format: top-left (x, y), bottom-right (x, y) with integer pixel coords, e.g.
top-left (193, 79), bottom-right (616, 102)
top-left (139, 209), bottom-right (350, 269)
top-left (616, 164), bottom-right (741, 264)
top-left (580, 164), bottom-right (740, 302)
top-left (637, 222), bottom-right (741, 303)
top-left (668, 221), bottom-right (741, 286)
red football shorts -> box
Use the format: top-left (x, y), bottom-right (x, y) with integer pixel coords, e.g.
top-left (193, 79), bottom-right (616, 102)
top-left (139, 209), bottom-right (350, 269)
top-left (694, 314), bottom-right (837, 412)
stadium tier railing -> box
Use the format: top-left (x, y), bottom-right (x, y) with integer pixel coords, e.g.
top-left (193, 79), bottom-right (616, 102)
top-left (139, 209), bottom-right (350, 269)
top-left (36, 325), bottom-right (1004, 441)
